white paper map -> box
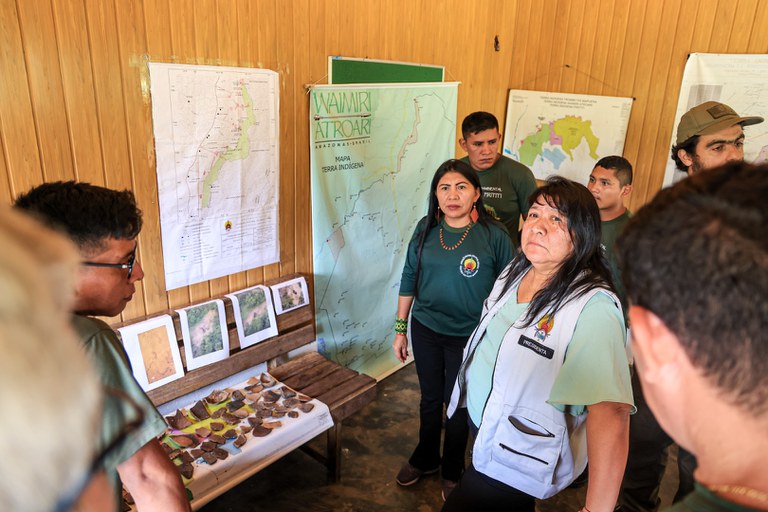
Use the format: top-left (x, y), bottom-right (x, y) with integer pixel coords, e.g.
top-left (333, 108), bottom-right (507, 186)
top-left (502, 90), bottom-right (632, 183)
top-left (310, 83), bottom-right (458, 379)
top-left (149, 63), bottom-right (279, 290)
top-left (663, 53), bottom-right (768, 187)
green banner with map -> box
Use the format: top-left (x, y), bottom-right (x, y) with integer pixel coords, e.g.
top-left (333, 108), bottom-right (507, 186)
top-left (310, 83), bottom-right (458, 378)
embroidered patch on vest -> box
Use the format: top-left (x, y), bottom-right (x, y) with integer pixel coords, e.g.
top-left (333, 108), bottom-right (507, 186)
top-left (518, 335), bottom-right (554, 359)
top-left (459, 254), bottom-right (480, 277)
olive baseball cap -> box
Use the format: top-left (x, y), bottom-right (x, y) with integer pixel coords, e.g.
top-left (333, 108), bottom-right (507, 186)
top-left (676, 101), bottom-right (764, 145)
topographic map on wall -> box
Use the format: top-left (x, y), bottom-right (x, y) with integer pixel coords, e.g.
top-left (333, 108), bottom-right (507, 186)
top-left (502, 90), bottom-right (633, 183)
top-left (663, 53), bottom-right (768, 187)
top-left (310, 83), bottom-right (458, 379)
top-left (149, 63), bottom-right (279, 290)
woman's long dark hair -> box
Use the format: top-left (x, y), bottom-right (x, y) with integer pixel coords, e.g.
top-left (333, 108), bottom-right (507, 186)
top-left (412, 159), bottom-right (505, 298)
top-left (496, 176), bottom-right (616, 326)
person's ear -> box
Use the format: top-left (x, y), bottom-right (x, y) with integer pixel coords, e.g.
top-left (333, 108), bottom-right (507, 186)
top-left (629, 305), bottom-right (682, 384)
top-left (459, 138), bottom-right (468, 152)
top-left (677, 148), bottom-right (694, 168)
top-left (620, 184), bottom-right (633, 199)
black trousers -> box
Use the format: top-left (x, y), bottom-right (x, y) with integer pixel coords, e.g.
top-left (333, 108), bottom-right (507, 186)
top-left (408, 317), bottom-right (469, 482)
top-left (618, 371), bottom-right (697, 511)
top-left (442, 463), bottom-right (536, 512)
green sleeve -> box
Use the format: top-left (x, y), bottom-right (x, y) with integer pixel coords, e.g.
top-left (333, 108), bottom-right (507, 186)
top-left (399, 217), bottom-right (428, 296)
top-left (548, 292), bottom-right (635, 415)
top-left (491, 222), bottom-right (515, 275)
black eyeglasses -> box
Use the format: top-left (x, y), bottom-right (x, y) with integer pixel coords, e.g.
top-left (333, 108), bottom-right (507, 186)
top-left (82, 248), bottom-right (137, 279)
top-left (51, 388), bottom-right (145, 512)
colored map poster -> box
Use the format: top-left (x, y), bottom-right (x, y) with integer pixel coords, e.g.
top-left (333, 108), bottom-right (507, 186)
top-left (663, 53), bottom-right (768, 187)
top-left (310, 83), bottom-right (458, 379)
top-left (149, 63), bottom-right (279, 290)
top-left (502, 90), bottom-right (633, 183)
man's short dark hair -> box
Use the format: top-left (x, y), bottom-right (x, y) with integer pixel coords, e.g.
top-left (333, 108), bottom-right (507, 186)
top-left (594, 155), bottom-right (633, 186)
top-left (670, 135), bottom-right (699, 172)
top-left (618, 162), bottom-right (768, 417)
top-left (14, 181), bottom-right (142, 253)
top-left (461, 111), bottom-right (499, 139)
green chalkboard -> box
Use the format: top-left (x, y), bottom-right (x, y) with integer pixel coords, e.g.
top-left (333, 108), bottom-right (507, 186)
top-left (328, 57), bottom-right (444, 84)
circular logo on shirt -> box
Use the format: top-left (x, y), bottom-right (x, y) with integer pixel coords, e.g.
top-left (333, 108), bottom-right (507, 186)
top-left (459, 254), bottom-right (480, 278)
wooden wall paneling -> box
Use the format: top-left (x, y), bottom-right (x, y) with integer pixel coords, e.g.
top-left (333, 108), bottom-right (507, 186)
top-left (292, 0), bottom-right (313, 281)
top-left (572, 1), bottom-right (599, 95)
top-left (83, 0), bottom-right (132, 189)
top-left (632, 1), bottom-right (682, 205)
top-left (545, 0), bottom-right (571, 94)
top-left (708, 1), bottom-right (738, 51)
top-left (524, 0), bottom-right (547, 93)
top-left (143, 0), bottom-right (191, 311)
top-left (559, 0), bottom-right (586, 93)
top-left (689, 1), bottom-right (716, 52)
top-left (747, 2), bottom-right (768, 52)
top-left (603, 1), bottom-right (631, 100)
top-left (16, 0), bottom-right (75, 184)
top-left (728, 0), bottom-right (759, 52)
top-left (112, 0), bottom-right (160, 321)
top-left (528, 0), bottom-right (557, 97)
top-left (51, 0), bottom-right (104, 184)
top-left (590, 0), bottom-right (615, 97)
top-left (0, 127), bottom-right (11, 203)
top-left (487, 2), bottom-right (518, 130)
top-left (0, 0), bottom-right (43, 198)
top-left (477, 0), bottom-right (505, 118)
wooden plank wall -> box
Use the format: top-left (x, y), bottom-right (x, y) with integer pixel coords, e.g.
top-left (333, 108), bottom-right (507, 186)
top-left (2, 0), bottom-right (767, 323)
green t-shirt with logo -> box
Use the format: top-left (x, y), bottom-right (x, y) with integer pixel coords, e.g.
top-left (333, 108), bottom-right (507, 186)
top-left (460, 154), bottom-right (538, 248)
top-left (400, 218), bottom-right (513, 337)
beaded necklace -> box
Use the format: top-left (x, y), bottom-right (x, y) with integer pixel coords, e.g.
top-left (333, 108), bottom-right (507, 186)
top-left (439, 222), bottom-right (473, 251)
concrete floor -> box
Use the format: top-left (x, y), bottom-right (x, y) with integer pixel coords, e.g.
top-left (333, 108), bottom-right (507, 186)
top-left (200, 362), bottom-right (676, 512)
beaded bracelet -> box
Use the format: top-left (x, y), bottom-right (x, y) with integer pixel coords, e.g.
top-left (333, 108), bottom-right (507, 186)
top-left (395, 317), bottom-right (408, 335)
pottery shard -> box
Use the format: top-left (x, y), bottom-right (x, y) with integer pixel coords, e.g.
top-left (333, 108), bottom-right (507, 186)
top-left (262, 421), bottom-right (282, 429)
top-left (167, 449), bottom-right (181, 460)
top-left (247, 416), bottom-right (263, 428)
top-left (226, 400), bottom-right (245, 412)
top-left (190, 400), bottom-right (211, 421)
top-left (247, 376), bottom-right (261, 386)
top-left (231, 389), bottom-right (245, 401)
top-left (221, 412), bottom-right (241, 425)
top-left (209, 422), bottom-right (225, 432)
top-left (212, 448), bottom-right (229, 460)
top-left (232, 409), bottom-right (249, 419)
top-left (287, 411), bottom-right (299, 419)
top-left (250, 425), bottom-right (272, 437)
top-left (223, 429), bottom-right (238, 440)
top-left (243, 391), bottom-right (262, 403)
top-left (170, 435), bottom-right (196, 448)
top-left (298, 403), bottom-right (315, 414)
top-left (271, 410), bottom-right (286, 418)
top-left (283, 398), bottom-right (300, 409)
top-left (200, 441), bottom-right (216, 452)
top-left (208, 434), bottom-right (226, 445)
top-left (165, 410), bottom-right (192, 430)
top-left (244, 383), bottom-right (263, 394)
top-left (202, 452), bottom-right (218, 465)
top-left (260, 373), bottom-right (276, 387)
top-left (210, 408), bottom-right (225, 419)
top-left (262, 390), bottom-right (281, 403)
top-left (179, 464), bottom-right (194, 480)
top-left (297, 394), bottom-right (312, 403)
top-left (233, 435), bottom-right (247, 448)
top-left (240, 424), bottom-right (253, 434)
top-left (161, 442), bottom-right (173, 455)
top-left (280, 386), bottom-right (297, 399)
top-left (190, 449), bottom-right (205, 459)
top-left (205, 389), bottom-right (229, 405)
top-left (195, 427), bottom-right (211, 438)
top-left (180, 451), bottom-right (195, 464)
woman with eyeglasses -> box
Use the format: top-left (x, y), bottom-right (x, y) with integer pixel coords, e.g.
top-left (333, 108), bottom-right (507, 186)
top-left (442, 177), bottom-right (634, 512)
top-left (392, 159), bottom-right (513, 501)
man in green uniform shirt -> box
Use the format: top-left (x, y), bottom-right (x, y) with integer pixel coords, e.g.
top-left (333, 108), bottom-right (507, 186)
top-left (459, 111), bottom-right (537, 249)
top-left (15, 182), bottom-right (190, 512)
top-left (587, 155), bottom-right (633, 314)
top-left (618, 161), bottom-right (768, 511)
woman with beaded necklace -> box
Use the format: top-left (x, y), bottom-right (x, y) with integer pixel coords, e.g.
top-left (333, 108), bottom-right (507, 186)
top-left (393, 159), bottom-right (513, 501)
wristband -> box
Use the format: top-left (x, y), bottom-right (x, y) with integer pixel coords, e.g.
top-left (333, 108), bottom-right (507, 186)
top-left (395, 317), bottom-right (407, 335)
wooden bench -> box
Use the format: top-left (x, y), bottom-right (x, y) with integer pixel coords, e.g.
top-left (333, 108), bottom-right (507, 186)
top-left (116, 273), bottom-right (377, 488)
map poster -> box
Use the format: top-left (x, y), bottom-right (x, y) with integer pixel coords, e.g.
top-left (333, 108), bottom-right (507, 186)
top-left (148, 63), bottom-right (280, 290)
top-left (502, 90), bottom-right (633, 183)
top-left (663, 53), bottom-right (768, 187)
top-left (310, 83), bottom-right (458, 379)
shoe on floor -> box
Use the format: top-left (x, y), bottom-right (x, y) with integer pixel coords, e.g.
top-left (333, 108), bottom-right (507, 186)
top-left (395, 462), bottom-right (439, 486)
top-left (442, 479), bottom-right (458, 501)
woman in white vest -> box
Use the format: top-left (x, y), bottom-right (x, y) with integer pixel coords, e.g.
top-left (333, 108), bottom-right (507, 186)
top-left (443, 177), bottom-right (634, 512)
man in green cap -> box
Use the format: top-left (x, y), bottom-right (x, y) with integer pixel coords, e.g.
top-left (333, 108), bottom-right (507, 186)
top-left (671, 101), bottom-right (763, 176)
